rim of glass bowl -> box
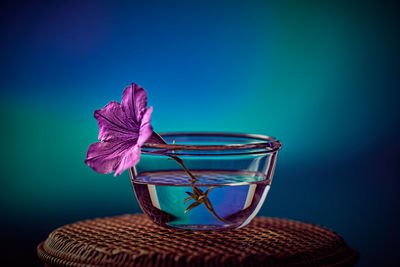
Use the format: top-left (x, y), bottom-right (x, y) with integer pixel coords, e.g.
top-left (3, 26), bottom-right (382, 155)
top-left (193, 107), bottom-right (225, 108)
top-left (142, 132), bottom-right (282, 156)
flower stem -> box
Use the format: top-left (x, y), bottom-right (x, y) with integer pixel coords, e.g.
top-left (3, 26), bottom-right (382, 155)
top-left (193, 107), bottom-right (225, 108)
top-left (149, 132), bottom-right (198, 183)
top-left (168, 155), bottom-right (198, 183)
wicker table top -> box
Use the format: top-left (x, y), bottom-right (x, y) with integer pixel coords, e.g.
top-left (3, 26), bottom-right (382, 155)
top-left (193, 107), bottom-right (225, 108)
top-left (37, 214), bottom-right (358, 267)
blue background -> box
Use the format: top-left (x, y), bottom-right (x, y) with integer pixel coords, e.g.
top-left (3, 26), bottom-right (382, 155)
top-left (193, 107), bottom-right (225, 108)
top-left (1, 1), bottom-right (399, 265)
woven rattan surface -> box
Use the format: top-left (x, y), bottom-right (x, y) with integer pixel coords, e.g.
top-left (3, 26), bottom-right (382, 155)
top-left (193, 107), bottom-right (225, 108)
top-left (37, 214), bottom-right (358, 267)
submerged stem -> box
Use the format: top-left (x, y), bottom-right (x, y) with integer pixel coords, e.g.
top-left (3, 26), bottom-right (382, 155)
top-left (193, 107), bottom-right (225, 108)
top-left (170, 154), bottom-right (228, 224)
top-left (206, 206), bottom-right (229, 224)
top-left (149, 132), bottom-right (228, 223)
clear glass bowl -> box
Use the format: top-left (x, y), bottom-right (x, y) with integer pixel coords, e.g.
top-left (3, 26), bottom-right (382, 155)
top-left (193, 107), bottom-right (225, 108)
top-left (129, 133), bottom-right (282, 231)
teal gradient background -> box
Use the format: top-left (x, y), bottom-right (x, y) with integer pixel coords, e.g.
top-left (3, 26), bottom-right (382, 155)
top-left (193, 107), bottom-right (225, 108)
top-left (1, 1), bottom-right (399, 265)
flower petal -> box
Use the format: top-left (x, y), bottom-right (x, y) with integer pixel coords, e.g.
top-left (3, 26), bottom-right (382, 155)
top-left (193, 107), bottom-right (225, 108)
top-left (121, 83), bottom-right (148, 124)
top-left (84, 139), bottom-right (135, 174)
top-left (114, 144), bottom-right (141, 176)
top-left (94, 101), bottom-right (139, 141)
top-left (137, 107), bottom-right (154, 146)
top-left (85, 83), bottom-right (161, 176)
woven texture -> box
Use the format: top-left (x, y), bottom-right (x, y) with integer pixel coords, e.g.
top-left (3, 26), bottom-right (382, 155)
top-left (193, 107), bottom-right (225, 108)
top-left (37, 214), bottom-right (358, 267)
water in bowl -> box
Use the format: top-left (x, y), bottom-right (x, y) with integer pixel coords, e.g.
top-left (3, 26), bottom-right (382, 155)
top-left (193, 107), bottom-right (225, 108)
top-left (131, 170), bottom-right (271, 230)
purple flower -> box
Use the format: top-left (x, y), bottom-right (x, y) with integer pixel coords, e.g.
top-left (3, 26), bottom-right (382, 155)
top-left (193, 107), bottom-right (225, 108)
top-left (85, 83), bottom-right (157, 176)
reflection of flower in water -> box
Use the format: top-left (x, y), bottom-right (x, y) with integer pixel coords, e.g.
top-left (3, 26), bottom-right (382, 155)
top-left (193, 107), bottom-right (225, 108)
top-left (184, 186), bottom-right (228, 224)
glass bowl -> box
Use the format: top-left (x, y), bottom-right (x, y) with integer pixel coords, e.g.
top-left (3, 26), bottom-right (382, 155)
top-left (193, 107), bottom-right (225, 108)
top-left (129, 133), bottom-right (282, 231)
